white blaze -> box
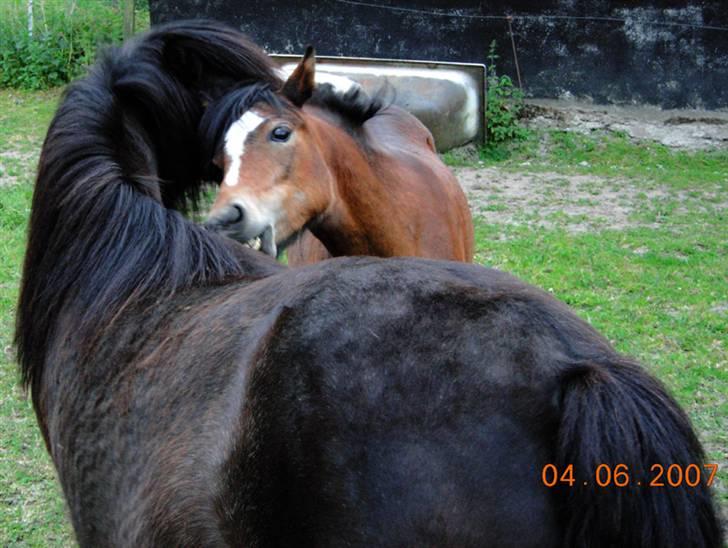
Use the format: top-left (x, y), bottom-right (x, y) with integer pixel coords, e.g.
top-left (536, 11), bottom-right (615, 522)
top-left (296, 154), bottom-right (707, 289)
top-left (223, 110), bottom-right (265, 187)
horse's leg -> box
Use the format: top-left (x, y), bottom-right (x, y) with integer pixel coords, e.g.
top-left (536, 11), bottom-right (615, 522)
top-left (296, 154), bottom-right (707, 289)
top-left (286, 230), bottom-right (332, 266)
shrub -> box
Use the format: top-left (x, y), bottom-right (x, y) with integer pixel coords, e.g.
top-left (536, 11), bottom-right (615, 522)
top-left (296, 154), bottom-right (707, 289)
top-left (484, 40), bottom-right (528, 145)
top-left (0, 0), bottom-right (149, 90)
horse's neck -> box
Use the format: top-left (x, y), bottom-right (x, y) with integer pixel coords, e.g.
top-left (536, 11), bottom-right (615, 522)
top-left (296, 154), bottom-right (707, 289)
top-left (307, 114), bottom-right (391, 257)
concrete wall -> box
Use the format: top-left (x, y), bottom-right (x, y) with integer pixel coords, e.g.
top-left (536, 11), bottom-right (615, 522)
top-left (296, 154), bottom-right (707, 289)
top-left (150, 1), bottom-right (728, 109)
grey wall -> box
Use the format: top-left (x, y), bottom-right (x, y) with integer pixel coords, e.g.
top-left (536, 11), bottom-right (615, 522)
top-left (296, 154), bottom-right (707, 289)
top-left (150, 1), bottom-right (728, 109)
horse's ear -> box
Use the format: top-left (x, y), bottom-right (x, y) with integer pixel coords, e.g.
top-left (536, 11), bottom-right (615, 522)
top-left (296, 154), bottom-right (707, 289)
top-left (282, 46), bottom-right (316, 107)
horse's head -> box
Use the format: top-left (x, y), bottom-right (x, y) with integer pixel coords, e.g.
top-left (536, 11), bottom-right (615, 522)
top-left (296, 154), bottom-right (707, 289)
top-left (204, 47), bottom-right (333, 257)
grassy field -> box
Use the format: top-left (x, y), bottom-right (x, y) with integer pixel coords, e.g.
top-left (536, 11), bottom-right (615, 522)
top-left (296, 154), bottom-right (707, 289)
top-left (0, 89), bottom-right (726, 544)
top-left (1, 89), bottom-right (74, 546)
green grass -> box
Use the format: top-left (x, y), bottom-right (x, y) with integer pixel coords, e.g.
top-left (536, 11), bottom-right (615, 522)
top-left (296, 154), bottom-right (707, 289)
top-left (0, 89), bottom-right (74, 545)
top-left (0, 89), bottom-right (726, 543)
top-left (474, 218), bottom-right (726, 409)
top-left (457, 129), bottom-right (728, 190)
top-left (0, 89), bottom-right (61, 150)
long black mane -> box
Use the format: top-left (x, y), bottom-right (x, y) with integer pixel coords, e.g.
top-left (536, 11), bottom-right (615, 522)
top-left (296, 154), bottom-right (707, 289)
top-left (15, 20), bottom-right (283, 392)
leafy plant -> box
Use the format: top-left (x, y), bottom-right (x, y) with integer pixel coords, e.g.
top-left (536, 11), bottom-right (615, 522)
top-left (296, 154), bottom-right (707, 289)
top-left (0, 0), bottom-right (149, 90)
top-left (483, 40), bottom-right (528, 154)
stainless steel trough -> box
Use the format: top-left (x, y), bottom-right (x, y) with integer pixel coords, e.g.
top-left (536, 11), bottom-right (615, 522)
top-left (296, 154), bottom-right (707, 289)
top-left (273, 55), bottom-right (485, 152)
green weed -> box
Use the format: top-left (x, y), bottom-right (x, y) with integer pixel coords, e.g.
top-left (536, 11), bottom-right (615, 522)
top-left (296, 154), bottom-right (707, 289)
top-left (483, 40), bottom-right (529, 151)
top-left (0, 0), bottom-right (149, 90)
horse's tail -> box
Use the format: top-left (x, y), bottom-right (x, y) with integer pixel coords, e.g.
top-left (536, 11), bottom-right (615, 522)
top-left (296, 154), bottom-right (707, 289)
top-left (555, 358), bottom-right (723, 547)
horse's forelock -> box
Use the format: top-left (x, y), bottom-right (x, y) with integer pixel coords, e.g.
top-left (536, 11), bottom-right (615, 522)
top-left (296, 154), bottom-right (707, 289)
top-left (199, 84), bottom-right (287, 169)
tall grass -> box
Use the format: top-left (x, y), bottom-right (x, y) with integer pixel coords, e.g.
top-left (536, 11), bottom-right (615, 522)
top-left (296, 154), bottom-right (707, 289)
top-left (0, 0), bottom-right (149, 90)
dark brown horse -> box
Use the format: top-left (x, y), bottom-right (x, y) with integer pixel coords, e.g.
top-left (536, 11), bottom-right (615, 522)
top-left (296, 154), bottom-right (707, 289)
top-left (16, 20), bottom-right (722, 547)
top-left (203, 47), bottom-right (474, 264)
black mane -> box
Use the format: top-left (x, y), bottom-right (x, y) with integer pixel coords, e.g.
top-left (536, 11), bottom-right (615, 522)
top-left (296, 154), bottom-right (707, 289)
top-left (15, 20), bottom-right (283, 392)
top-left (308, 83), bottom-right (390, 127)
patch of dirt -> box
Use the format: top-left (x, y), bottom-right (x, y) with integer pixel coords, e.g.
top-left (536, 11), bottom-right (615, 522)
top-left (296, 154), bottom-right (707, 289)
top-left (454, 167), bottom-right (725, 233)
top-left (521, 99), bottom-right (728, 150)
top-left (0, 150), bottom-right (36, 163)
top-left (0, 150), bottom-right (38, 187)
top-left (0, 174), bottom-right (19, 187)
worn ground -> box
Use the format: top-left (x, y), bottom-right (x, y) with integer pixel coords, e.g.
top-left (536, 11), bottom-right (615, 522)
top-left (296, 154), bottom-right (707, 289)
top-left (456, 167), bottom-right (726, 234)
top-left (1, 90), bottom-right (726, 544)
top-left (522, 99), bottom-right (728, 150)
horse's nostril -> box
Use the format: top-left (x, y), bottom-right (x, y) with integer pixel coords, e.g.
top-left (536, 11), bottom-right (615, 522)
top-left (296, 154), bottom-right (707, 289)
top-left (204, 204), bottom-right (244, 231)
top-left (231, 204), bottom-right (244, 223)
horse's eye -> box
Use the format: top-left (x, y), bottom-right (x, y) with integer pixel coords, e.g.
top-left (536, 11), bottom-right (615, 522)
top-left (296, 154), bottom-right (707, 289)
top-left (270, 126), bottom-right (292, 142)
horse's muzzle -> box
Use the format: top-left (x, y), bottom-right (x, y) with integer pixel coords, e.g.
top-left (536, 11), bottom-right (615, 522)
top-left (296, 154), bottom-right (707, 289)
top-left (204, 204), bottom-right (244, 232)
top-left (204, 204), bottom-right (277, 257)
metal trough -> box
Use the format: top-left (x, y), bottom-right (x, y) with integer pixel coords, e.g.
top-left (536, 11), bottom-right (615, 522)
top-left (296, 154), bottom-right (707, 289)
top-left (273, 55), bottom-right (485, 151)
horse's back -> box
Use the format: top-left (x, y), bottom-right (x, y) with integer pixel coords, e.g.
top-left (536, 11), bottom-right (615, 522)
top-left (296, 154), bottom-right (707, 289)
top-left (362, 108), bottom-right (474, 262)
top-left (213, 258), bottom-right (584, 545)
top-left (252, 258), bottom-right (721, 548)
top-left (363, 105), bottom-right (437, 154)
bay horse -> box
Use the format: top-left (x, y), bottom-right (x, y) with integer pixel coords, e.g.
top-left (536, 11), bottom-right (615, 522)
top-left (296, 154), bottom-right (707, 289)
top-left (202, 47), bottom-right (474, 264)
top-left (16, 20), bottom-right (722, 547)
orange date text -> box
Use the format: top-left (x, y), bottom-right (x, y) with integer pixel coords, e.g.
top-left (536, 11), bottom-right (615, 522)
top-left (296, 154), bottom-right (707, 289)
top-left (541, 463), bottom-right (718, 488)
